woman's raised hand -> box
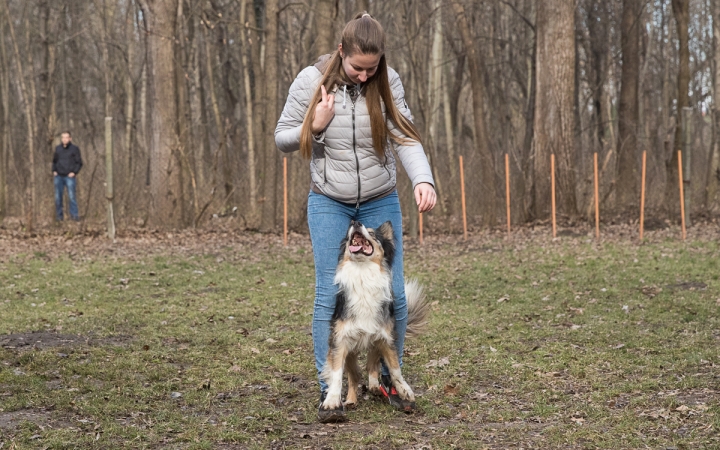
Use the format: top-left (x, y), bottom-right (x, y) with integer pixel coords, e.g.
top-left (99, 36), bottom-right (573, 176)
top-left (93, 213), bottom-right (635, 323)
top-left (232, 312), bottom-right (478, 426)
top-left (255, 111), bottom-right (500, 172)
top-left (311, 85), bottom-right (335, 134)
top-left (414, 183), bottom-right (437, 213)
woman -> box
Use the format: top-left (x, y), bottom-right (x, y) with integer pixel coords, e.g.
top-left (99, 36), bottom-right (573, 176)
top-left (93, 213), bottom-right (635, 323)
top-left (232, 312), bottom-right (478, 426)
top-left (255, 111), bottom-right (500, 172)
top-left (275, 12), bottom-right (436, 422)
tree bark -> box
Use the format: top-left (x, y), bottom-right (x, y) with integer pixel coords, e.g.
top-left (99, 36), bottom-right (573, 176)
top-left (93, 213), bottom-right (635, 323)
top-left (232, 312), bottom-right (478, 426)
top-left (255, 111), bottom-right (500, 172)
top-left (533, 0), bottom-right (577, 218)
top-left (139, 0), bottom-right (185, 227)
top-left (260, 0), bottom-right (279, 231)
top-left (314, 0), bottom-right (338, 57)
top-left (4, 3), bottom-right (37, 228)
top-left (124, 2), bottom-right (137, 208)
top-left (617, 0), bottom-right (641, 212)
top-left (0, 18), bottom-right (6, 220)
top-left (708, 0), bottom-right (720, 211)
top-left (240, 0), bottom-right (258, 226)
top-left (451, 0), bottom-right (496, 225)
top-left (666, 0), bottom-right (689, 217)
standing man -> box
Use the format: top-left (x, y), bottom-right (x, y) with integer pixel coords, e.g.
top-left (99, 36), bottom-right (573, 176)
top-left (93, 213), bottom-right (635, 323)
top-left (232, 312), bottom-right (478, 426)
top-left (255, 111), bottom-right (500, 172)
top-left (52, 131), bottom-right (83, 221)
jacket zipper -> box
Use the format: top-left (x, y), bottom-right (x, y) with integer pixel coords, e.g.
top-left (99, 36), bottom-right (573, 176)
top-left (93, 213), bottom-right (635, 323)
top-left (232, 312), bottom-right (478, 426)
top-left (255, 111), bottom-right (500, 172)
top-left (351, 97), bottom-right (361, 209)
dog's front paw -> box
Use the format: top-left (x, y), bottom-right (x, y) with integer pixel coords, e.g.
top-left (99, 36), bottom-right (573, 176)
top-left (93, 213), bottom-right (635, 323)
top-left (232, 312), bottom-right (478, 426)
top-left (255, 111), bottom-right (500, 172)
top-left (368, 378), bottom-right (381, 396)
top-left (343, 400), bottom-right (357, 410)
top-left (322, 395), bottom-right (342, 410)
top-left (395, 382), bottom-right (415, 402)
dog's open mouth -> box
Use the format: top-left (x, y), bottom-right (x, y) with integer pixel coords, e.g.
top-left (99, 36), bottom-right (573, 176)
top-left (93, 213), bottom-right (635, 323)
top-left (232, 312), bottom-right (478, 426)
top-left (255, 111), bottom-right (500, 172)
top-left (348, 232), bottom-right (373, 256)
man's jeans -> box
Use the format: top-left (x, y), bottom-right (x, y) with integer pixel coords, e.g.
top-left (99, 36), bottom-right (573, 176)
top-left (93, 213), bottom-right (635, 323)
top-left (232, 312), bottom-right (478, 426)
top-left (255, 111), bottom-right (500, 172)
top-left (54, 175), bottom-right (79, 221)
top-left (307, 190), bottom-right (407, 393)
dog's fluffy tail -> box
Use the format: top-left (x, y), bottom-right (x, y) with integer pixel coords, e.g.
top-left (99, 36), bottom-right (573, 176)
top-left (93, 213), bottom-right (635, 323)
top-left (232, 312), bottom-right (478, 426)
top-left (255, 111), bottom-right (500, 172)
top-left (404, 278), bottom-right (430, 338)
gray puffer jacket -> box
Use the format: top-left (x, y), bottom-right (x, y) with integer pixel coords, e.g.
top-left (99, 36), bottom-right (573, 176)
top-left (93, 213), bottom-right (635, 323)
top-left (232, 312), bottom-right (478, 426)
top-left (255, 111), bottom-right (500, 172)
top-left (274, 59), bottom-right (434, 206)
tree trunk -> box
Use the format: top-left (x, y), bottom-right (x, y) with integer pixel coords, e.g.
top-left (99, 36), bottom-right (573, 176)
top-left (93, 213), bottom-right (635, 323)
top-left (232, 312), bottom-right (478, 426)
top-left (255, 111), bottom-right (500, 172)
top-left (451, 0), bottom-right (496, 225)
top-left (314, 0), bottom-right (338, 57)
top-left (708, 0), bottom-right (720, 211)
top-left (240, 0), bottom-right (259, 226)
top-left (533, 0), bottom-right (577, 218)
top-left (0, 18), bottom-right (6, 220)
top-left (124, 2), bottom-right (137, 210)
top-left (617, 0), bottom-right (641, 212)
top-left (666, 0), bottom-right (689, 217)
top-left (4, 4), bottom-right (37, 228)
top-left (139, 0), bottom-right (184, 227)
top-left (260, 0), bottom-right (279, 231)
top-left (425, 0), bottom-right (446, 215)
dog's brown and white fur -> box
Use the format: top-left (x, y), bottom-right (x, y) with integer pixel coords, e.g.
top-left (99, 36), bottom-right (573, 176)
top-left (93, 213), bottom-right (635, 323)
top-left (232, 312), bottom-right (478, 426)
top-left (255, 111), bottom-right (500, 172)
top-left (320, 220), bottom-right (429, 412)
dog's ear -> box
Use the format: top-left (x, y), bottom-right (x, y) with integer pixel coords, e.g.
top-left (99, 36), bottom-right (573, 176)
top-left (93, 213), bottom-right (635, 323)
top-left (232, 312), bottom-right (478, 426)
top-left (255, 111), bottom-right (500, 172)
top-left (338, 236), bottom-right (349, 263)
top-left (377, 221), bottom-right (394, 241)
top-left (376, 221), bottom-right (395, 266)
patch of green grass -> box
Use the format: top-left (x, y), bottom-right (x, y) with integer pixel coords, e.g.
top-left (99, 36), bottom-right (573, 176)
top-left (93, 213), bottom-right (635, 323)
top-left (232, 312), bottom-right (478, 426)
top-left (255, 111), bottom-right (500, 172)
top-left (0, 235), bottom-right (718, 448)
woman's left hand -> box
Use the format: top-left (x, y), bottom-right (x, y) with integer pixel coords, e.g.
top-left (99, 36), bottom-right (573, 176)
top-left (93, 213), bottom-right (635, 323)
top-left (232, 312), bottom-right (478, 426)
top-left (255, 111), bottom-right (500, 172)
top-left (414, 183), bottom-right (436, 213)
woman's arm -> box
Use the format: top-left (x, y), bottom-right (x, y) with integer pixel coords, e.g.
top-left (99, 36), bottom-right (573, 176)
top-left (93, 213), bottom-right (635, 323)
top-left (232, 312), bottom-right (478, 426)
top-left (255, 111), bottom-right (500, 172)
top-left (387, 69), bottom-right (436, 211)
top-left (275, 66), bottom-right (324, 153)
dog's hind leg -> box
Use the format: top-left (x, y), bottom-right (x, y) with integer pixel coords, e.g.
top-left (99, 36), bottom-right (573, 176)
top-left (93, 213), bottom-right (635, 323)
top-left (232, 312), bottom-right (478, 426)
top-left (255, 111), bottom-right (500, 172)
top-left (366, 346), bottom-right (382, 395)
top-left (344, 351), bottom-right (361, 408)
top-left (376, 340), bottom-right (415, 402)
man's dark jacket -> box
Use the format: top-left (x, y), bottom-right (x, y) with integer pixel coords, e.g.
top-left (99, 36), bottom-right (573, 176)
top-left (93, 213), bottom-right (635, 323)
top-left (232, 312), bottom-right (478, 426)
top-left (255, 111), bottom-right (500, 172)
top-left (52, 143), bottom-right (83, 176)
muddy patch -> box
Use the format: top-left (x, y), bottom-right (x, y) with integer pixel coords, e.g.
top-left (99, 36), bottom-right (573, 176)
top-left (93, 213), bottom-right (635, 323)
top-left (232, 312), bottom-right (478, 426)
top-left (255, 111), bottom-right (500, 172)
top-left (0, 331), bottom-right (131, 351)
top-left (0, 408), bottom-right (75, 432)
top-left (666, 281), bottom-right (708, 291)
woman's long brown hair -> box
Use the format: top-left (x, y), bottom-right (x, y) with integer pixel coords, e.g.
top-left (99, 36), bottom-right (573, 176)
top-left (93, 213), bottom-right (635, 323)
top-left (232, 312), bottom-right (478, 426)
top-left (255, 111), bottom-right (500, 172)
top-left (299, 12), bottom-right (422, 159)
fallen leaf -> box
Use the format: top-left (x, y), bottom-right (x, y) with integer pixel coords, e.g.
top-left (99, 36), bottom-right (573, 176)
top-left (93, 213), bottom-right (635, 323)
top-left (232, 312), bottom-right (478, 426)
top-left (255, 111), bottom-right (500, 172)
top-left (425, 357), bottom-right (450, 368)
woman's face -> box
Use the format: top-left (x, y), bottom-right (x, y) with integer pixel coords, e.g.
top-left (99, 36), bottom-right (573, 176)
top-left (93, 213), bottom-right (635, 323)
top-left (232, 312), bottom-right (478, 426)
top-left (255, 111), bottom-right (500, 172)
top-left (339, 44), bottom-right (381, 84)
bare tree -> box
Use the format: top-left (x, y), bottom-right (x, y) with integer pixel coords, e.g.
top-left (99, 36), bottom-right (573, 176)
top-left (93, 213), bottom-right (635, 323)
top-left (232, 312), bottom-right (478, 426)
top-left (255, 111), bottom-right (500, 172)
top-left (709, 0), bottom-right (720, 211)
top-left (666, 0), bottom-right (689, 216)
top-left (260, 0), bottom-right (280, 231)
top-left (533, 0), bottom-right (577, 218)
top-left (451, 0), bottom-right (496, 225)
top-left (617, 0), bottom-right (640, 211)
top-left (139, 0), bottom-right (185, 227)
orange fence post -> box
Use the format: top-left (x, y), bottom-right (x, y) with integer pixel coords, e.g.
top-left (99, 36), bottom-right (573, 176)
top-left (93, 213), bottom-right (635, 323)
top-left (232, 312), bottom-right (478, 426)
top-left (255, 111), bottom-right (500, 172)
top-left (283, 157), bottom-right (288, 247)
top-left (460, 155), bottom-right (468, 240)
top-left (678, 150), bottom-right (686, 240)
top-left (419, 212), bottom-right (424, 245)
top-left (505, 153), bottom-right (511, 237)
top-left (550, 153), bottom-right (557, 238)
top-left (639, 151), bottom-right (647, 240)
top-left (594, 152), bottom-right (600, 240)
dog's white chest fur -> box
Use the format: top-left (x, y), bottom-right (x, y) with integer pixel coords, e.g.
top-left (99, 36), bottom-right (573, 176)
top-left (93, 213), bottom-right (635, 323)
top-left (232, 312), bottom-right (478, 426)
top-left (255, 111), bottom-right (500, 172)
top-left (334, 261), bottom-right (393, 348)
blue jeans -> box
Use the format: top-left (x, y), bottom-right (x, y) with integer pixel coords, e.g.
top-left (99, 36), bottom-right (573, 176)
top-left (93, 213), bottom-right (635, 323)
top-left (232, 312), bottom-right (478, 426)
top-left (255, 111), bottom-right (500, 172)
top-left (54, 175), bottom-right (79, 221)
top-left (307, 190), bottom-right (407, 393)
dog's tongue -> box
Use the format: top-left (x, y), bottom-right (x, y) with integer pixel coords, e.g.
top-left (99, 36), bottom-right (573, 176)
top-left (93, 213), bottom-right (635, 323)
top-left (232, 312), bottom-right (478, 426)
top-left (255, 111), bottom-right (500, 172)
top-left (349, 245), bottom-right (362, 253)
